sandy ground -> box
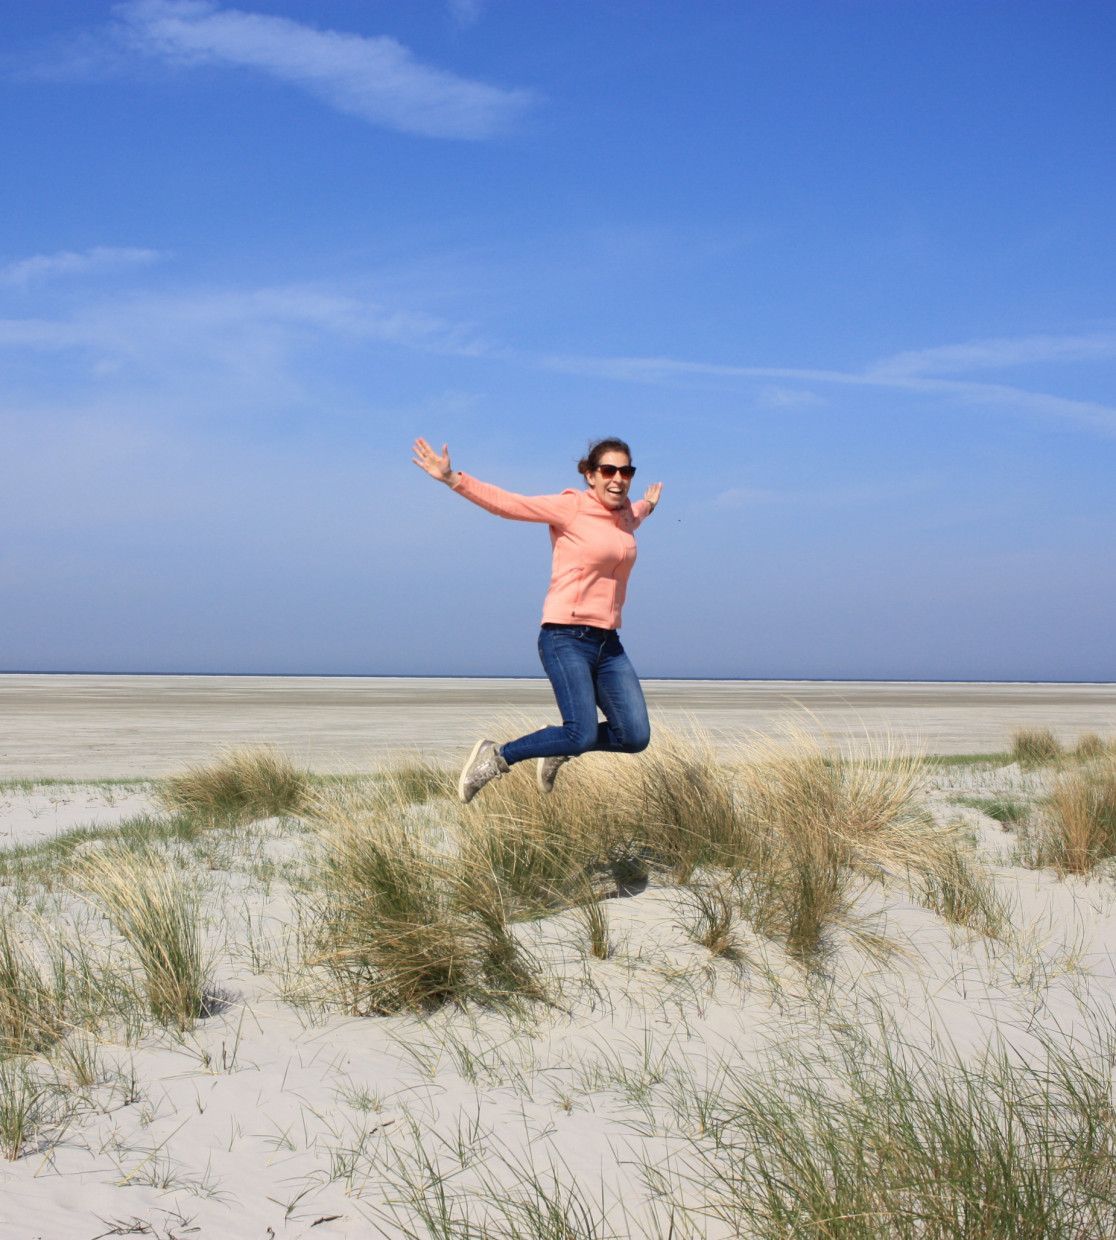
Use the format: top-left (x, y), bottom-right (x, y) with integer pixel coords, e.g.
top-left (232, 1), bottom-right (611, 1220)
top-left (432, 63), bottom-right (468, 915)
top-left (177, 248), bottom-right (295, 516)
top-left (0, 784), bottom-right (158, 851)
top-left (2, 693), bottom-right (1116, 1236)
top-left (1, 757), bottom-right (1115, 1238)
top-left (2, 673), bottom-right (1115, 778)
top-left (2, 676), bottom-right (1115, 1236)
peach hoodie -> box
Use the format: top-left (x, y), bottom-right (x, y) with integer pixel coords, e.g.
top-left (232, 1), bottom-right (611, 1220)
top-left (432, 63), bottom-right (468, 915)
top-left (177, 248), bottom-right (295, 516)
top-left (451, 472), bottom-right (652, 630)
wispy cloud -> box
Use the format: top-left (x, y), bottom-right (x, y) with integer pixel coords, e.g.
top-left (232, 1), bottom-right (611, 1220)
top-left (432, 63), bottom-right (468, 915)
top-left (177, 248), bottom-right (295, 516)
top-left (713, 486), bottom-right (791, 507)
top-left (541, 329), bottom-right (1116, 436)
top-left (0, 283), bottom-right (487, 353)
top-left (714, 476), bottom-right (940, 510)
top-left (869, 330), bottom-right (1116, 378)
top-left (0, 246), bottom-right (164, 287)
top-left (110, 0), bottom-right (533, 139)
top-left (448, 0), bottom-right (487, 29)
top-left (754, 385), bottom-right (826, 410)
top-left (0, 281), bottom-right (490, 413)
top-left (4, 255), bottom-right (1112, 442)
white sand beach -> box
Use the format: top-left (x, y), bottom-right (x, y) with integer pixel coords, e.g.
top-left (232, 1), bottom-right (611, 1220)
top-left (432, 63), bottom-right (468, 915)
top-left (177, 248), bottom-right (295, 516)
top-left (2, 674), bottom-right (1115, 778)
top-left (1, 678), bottom-right (1115, 1238)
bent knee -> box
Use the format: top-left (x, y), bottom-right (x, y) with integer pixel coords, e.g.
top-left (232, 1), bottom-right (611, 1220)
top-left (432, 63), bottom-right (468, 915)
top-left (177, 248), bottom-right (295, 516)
top-left (624, 725), bottom-right (651, 754)
top-left (564, 725), bottom-right (599, 755)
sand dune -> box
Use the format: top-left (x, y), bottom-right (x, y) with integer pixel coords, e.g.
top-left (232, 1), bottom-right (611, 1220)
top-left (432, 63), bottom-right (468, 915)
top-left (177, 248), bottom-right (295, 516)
top-left (2, 687), bottom-right (1115, 1237)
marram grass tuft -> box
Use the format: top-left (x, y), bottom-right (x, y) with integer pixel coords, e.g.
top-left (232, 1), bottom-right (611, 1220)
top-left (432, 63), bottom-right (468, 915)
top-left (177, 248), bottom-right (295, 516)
top-left (157, 745), bottom-right (309, 822)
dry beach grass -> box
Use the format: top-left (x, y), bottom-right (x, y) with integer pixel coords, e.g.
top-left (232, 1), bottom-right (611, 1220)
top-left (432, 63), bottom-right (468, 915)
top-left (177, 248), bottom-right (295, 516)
top-left (2, 725), bottom-right (1116, 1236)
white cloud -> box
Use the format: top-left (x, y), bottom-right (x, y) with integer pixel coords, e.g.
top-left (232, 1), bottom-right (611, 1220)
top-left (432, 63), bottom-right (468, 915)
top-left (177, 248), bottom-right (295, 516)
top-left (112, 0), bottom-right (533, 139)
top-left (0, 246), bottom-right (163, 286)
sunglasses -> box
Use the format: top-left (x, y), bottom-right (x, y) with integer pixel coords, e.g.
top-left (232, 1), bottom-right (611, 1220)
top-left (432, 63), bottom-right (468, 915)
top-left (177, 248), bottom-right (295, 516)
top-left (595, 464), bottom-right (636, 480)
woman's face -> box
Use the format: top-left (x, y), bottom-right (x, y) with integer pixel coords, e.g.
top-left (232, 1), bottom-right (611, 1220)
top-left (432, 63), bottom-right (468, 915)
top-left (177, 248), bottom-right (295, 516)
top-left (586, 449), bottom-right (633, 510)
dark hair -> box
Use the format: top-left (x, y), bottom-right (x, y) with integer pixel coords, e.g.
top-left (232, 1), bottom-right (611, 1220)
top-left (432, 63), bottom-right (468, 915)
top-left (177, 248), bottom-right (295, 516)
top-left (578, 437), bottom-right (632, 478)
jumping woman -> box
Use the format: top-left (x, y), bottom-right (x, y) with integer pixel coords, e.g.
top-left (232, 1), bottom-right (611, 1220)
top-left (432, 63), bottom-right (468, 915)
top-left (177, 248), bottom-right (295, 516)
top-left (411, 436), bottom-right (663, 803)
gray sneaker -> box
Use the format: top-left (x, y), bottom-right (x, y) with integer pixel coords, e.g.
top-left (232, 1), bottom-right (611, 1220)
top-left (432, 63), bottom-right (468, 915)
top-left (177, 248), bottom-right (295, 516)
top-left (458, 739), bottom-right (510, 803)
top-left (536, 754), bottom-right (571, 794)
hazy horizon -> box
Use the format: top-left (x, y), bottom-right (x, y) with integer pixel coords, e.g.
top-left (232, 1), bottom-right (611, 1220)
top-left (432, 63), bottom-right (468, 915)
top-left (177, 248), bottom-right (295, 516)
top-left (5, 669), bottom-right (1115, 687)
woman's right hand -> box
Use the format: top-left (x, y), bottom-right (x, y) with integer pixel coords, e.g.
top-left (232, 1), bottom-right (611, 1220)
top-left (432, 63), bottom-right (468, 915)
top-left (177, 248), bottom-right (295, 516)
top-left (412, 438), bottom-right (457, 485)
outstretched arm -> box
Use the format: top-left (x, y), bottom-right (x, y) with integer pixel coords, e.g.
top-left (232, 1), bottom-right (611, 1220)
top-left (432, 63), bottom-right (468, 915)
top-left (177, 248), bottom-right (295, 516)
top-left (411, 437), bottom-right (577, 525)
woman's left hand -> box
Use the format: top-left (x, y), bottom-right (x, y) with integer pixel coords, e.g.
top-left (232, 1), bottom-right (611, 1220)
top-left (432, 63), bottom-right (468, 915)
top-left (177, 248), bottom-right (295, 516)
top-left (412, 437), bottom-right (457, 485)
top-left (642, 481), bottom-right (663, 510)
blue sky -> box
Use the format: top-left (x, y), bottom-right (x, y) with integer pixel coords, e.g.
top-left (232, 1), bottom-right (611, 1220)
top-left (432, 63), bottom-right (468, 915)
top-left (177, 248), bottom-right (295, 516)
top-left (2, 0), bottom-right (1114, 680)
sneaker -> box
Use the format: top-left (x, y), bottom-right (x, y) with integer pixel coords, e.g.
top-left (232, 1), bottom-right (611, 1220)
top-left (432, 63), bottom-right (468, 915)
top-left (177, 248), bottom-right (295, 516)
top-left (536, 754), bottom-right (571, 794)
top-left (458, 738), bottom-right (509, 803)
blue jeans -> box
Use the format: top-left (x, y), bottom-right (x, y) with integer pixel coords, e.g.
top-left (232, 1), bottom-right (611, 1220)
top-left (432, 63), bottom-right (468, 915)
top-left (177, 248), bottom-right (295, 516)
top-left (500, 625), bottom-right (651, 765)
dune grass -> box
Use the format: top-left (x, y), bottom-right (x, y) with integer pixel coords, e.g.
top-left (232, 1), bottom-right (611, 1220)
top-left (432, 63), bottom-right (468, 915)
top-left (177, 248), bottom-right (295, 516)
top-left (0, 1058), bottom-right (68, 1160)
top-left (0, 776), bottom-right (151, 794)
top-left (916, 840), bottom-right (1010, 937)
top-left (339, 1006), bottom-right (1116, 1238)
top-left (297, 730), bottom-right (778, 1011)
top-left (157, 745), bottom-right (309, 822)
top-left (468, 727), bottom-right (743, 898)
top-left (457, 765), bottom-right (605, 914)
top-left (0, 901), bottom-right (162, 1061)
top-left (653, 1017), bottom-right (1116, 1239)
top-left (730, 752), bottom-right (848, 960)
top-left (377, 758), bottom-right (455, 804)
top-left (957, 795), bottom-right (1029, 826)
top-left (6, 725), bottom-right (1116, 1217)
top-left (299, 782), bottom-right (541, 1014)
top-left (78, 849), bottom-right (210, 1029)
top-left (459, 731), bottom-right (850, 962)
top-left (613, 731), bottom-right (744, 885)
top-left (1012, 728), bottom-right (1064, 767)
top-left (1074, 732), bottom-right (1109, 760)
top-left (3, 727), bottom-right (1007, 1032)
top-left (295, 727), bottom-right (997, 996)
top-left (1024, 756), bottom-right (1116, 874)
top-left (727, 733), bottom-right (957, 959)
top-left (0, 811), bottom-right (218, 891)
top-left (678, 877), bottom-right (743, 959)
top-left (301, 785), bottom-right (473, 1013)
top-left (924, 751), bottom-right (1013, 768)
top-left (4, 728), bottom-right (1112, 1215)
top-left (371, 729), bottom-right (996, 987)
top-left (364, 1116), bottom-right (621, 1238)
top-left (0, 917), bottom-right (65, 1056)
top-left (573, 883), bottom-right (613, 961)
